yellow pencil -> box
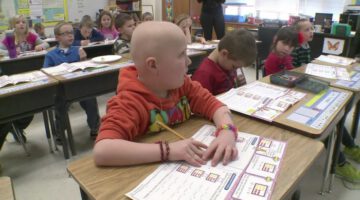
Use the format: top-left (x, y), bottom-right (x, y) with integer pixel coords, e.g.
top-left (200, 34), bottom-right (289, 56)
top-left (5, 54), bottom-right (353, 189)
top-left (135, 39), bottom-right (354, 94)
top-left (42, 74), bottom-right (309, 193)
top-left (156, 121), bottom-right (186, 140)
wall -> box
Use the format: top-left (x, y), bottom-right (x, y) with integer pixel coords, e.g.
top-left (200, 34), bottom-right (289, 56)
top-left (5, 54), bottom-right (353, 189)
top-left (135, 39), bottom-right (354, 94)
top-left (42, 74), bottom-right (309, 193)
top-left (143, 0), bottom-right (162, 21)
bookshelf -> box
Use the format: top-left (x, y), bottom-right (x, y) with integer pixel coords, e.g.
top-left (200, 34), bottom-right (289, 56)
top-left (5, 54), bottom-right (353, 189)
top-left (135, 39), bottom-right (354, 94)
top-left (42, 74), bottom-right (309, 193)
top-left (115, 0), bottom-right (142, 21)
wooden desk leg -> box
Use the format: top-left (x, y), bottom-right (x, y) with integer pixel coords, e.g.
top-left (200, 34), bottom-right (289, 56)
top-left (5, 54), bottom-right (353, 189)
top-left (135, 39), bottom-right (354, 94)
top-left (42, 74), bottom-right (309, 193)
top-left (320, 129), bottom-right (336, 195)
top-left (55, 96), bottom-right (70, 159)
top-left (351, 100), bottom-right (360, 139)
top-left (42, 111), bottom-right (54, 153)
top-left (328, 116), bottom-right (346, 193)
top-left (80, 187), bottom-right (89, 200)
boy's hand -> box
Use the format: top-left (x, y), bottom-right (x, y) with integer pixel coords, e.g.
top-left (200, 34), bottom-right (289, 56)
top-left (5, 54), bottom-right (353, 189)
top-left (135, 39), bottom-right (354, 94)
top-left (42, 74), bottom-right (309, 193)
top-left (79, 48), bottom-right (87, 60)
top-left (169, 139), bottom-right (207, 167)
top-left (202, 130), bottom-right (238, 166)
top-left (198, 37), bottom-right (206, 44)
top-left (34, 45), bottom-right (45, 51)
top-left (81, 40), bottom-right (90, 46)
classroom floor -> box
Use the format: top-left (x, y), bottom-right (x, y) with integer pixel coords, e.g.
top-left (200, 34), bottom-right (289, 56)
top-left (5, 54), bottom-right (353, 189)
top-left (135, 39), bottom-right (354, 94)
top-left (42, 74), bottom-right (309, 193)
top-left (1, 66), bottom-right (360, 200)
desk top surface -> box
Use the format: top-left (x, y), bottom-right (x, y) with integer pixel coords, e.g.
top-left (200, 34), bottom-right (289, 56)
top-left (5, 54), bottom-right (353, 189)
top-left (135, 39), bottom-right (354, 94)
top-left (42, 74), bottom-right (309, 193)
top-left (0, 177), bottom-right (15, 200)
top-left (259, 76), bottom-right (352, 137)
top-left (68, 116), bottom-right (324, 200)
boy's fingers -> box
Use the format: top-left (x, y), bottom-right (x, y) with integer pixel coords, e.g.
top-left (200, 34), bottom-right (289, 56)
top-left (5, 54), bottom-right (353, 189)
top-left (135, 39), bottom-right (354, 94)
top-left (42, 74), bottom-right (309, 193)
top-left (202, 143), bottom-right (216, 160)
top-left (222, 146), bottom-right (233, 166)
top-left (211, 146), bottom-right (224, 167)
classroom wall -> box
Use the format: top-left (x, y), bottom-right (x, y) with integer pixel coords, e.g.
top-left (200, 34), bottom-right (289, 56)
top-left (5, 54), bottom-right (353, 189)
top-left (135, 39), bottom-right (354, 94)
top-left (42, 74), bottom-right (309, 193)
top-left (143, 0), bottom-right (162, 21)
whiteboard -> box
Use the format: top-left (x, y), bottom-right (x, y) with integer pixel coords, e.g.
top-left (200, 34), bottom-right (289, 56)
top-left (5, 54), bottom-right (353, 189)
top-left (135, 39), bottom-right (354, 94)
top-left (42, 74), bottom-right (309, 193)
top-left (67, 0), bottom-right (108, 22)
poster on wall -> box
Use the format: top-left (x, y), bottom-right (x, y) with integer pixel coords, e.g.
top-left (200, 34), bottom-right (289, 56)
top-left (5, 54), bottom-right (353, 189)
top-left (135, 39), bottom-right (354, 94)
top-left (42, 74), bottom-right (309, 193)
top-left (165, 0), bottom-right (173, 21)
top-left (322, 38), bottom-right (344, 55)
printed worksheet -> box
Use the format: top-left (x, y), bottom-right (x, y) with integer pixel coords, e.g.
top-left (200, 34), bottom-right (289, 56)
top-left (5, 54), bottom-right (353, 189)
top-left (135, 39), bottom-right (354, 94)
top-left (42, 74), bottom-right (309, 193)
top-left (305, 63), bottom-right (350, 81)
top-left (187, 43), bottom-right (217, 50)
top-left (126, 125), bottom-right (287, 200)
top-left (217, 82), bottom-right (306, 121)
top-left (316, 55), bottom-right (355, 66)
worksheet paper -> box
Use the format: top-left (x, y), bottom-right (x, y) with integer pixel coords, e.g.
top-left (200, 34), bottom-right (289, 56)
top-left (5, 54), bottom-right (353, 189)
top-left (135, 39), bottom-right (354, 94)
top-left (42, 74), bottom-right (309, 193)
top-left (316, 55), bottom-right (355, 66)
top-left (305, 63), bottom-right (351, 81)
top-left (216, 81), bottom-right (306, 121)
top-left (126, 125), bottom-right (287, 200)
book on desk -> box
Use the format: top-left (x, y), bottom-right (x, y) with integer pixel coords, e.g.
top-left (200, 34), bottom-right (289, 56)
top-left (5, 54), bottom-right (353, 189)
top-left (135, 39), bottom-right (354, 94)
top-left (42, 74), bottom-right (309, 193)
top-left (0, 71), bottom-right (48, 88)
top-left (41, 60), bottom-right (110, 76)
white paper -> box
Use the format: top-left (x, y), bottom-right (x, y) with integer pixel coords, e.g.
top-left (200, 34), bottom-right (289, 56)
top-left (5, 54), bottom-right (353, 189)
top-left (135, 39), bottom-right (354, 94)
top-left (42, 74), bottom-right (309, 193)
top-left (305, 63), bottom-right (350, 81)
top-left (126, 125), bottom-right (286, 200)
top-left (316, 55), bottom-right (354, 66)
top-left (41, 60), bottom-right (109, 76)
top-left (217, 82), bottom-right (306, 121)
top-left (0, 71), bottom-right (48, 88)
top-left (187, 43), bottom-right (217, 50)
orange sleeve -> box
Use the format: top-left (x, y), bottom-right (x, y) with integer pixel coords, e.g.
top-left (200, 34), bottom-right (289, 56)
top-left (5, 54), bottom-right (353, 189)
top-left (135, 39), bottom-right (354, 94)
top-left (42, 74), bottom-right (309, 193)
top-left (184, 77), bottom-right (224, 120)
top-left (95, 93), bottom-right (150, 142)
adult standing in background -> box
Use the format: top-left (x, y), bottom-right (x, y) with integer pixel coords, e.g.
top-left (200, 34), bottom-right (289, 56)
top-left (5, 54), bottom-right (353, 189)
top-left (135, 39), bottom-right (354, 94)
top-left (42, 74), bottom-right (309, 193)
top-left (197, 0), bottom-right (226, 40)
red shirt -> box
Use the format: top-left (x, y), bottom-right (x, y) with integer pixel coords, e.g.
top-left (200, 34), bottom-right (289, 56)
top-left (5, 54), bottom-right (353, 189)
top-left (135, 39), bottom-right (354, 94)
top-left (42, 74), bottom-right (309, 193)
top-left (192, 58), bottom-right (245, 95)
top-left (264, 52), bottom-right (294, 76)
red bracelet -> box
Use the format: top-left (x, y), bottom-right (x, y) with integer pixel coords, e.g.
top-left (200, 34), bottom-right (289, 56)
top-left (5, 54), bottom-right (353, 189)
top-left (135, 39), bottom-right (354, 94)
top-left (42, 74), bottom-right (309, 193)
top-left (214, 124), bottom-right (238, 140)
top-left (156, 141), bottom-right (164, 162)
top-left (164, 141), bottom-right (170, 161)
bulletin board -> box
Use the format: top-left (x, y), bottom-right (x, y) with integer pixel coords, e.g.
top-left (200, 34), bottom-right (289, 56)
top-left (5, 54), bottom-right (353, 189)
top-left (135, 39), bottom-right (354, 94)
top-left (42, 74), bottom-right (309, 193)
top-left (14, 0), bottom-right (68, 26)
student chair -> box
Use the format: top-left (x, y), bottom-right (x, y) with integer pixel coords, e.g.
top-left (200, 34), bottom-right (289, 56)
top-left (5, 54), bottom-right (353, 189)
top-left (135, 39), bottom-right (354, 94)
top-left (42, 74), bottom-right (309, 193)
top-left (256, 26), bottom-right (280, 79)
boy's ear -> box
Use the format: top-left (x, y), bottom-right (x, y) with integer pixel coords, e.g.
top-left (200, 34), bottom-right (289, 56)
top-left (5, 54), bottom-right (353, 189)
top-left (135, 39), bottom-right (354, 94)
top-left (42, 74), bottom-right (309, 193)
top-left (219, 49), bottom-right (229, 58)
top-left (144, 56), bottom-right (158, 73)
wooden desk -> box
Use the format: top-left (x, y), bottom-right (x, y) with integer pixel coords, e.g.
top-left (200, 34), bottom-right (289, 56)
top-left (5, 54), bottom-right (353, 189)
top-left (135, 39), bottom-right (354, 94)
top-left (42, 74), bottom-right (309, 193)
top-left (67, 116), bottom-right (324, 200)
top-left (52, 58), bottom-right (133, 159)
top-left (0, 53), bottom-right (45, 75)
top-left (0, 177), bottom-right (15, 200)
top-left (292, 64), bottom-right (360, 139)
top-left (0, 43), bottom-right (114, 75)
top-left (0, 76), bottom-right (58, 123)
top-left (259, 76), bottom-right (352, 194)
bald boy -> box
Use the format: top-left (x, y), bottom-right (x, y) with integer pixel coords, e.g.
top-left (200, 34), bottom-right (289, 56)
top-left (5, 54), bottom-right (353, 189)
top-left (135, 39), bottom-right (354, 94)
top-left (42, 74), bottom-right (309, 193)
top-left (94, 21), bottom-right (238, 167)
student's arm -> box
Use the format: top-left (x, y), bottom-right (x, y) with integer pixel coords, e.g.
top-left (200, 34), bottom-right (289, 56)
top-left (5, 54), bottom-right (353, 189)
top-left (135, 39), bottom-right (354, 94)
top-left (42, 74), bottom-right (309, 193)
top-left (43, 54), bottom-right (55, 68)
top-left (184, 28), bottom-right (192, 44)
top-left (90, 29), bottom-right (105, 42)
top-left (185, 78), bottom-right (237, 166)
top-left (0, 43), bottom-right (9, 56)
top-left (94, 94), bottom-right (207, 166)
top-left (113, 39), bottom-right (130, 54)
top-left (284, 55), bottom-right (294, 70)
top-left (34, 37), bottom-right (49, 51)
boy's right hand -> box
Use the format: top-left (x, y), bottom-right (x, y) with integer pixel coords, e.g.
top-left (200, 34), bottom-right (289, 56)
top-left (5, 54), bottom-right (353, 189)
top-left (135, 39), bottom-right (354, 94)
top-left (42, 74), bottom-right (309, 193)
top-left (169, 139), bottom-right (207, 167)
top-left (81, 40), bottom-right (90, 46)
top-left (79, 47), bottom-right (87, 60)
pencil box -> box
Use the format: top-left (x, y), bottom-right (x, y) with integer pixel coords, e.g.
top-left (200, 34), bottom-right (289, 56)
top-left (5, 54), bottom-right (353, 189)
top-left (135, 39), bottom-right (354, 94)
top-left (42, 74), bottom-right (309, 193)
top-left (270, 70), bottom-right (305, 88)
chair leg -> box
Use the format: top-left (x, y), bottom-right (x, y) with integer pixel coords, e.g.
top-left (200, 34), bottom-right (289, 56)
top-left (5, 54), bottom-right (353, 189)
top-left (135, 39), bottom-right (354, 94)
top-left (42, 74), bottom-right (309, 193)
top-left (42, 111), bottom-right (54, 153)
top-left (65, 112), bottom-right (76, 156)
top-left (11, 124), bottom-right (30, 156)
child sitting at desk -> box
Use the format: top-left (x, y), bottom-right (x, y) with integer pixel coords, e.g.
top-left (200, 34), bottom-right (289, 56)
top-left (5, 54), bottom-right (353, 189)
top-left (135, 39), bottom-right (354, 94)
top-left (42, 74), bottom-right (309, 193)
top-left (175, 14), bottom-right (206, 44)
top-left (192, 29), bottom-right (256, 95)
top-left (291, 19), bottom-right (313, 67)
top-left (264, 26), bottom-right (300, 76)
top-left (43, 21), bottom-right (100, 139)
top-left (0, 15), bottom-right (49, 57)
top-left (98, 10), bottom-right (118, 40)
top-left (113, 13), bottom-right (135, 55)
top-left (73, 18), bottom-right (104, 46)
top-left (141, 12), bottom-right (154, 22)
top-left (94, 21), bottom-right (238, 167)
top-left (33, 22), bottom-right (47, 40)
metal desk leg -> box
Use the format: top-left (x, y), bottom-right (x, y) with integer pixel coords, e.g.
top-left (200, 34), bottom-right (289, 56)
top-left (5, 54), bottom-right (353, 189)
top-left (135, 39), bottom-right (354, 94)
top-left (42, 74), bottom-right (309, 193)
top-left (55, 96), bottom-right (70, 159)
top-left (42, 111), bottom-right (54, 153)
top-left (291, 189), bottom-right (301, 200)
top-left (47, 110), bottom-right (58, 151)
top-left (320, 128), bottom-right (336, 195)
top-left (80, 187), bottom-right (89, 200)
top-left (65, 111), bottom-right (76, 156)
top-left (328, 116), bottom-right (346, 193)
top-left (255, 57), bottom-right (259, 80)
top-left (351, 100), bottom-right (360, 139)
top-left (11, 124), bottom-right (30, 156)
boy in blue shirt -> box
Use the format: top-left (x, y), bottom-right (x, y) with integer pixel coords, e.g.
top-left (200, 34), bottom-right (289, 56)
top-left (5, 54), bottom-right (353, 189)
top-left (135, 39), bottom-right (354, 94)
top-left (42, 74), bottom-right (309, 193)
top-left (73, 19), bottom-right (104, 46)
top-left (44, 21), bottom-right (100, 139)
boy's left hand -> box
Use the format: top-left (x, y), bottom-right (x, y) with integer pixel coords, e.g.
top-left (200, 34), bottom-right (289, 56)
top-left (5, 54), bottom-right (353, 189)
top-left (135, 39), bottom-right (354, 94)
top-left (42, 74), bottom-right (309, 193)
top-left (34, 45), bottom-right (45, 51)
top-left (202, 130), bottom-right (238, 166)
top-left (79, 48), bottom-right (87, 60)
